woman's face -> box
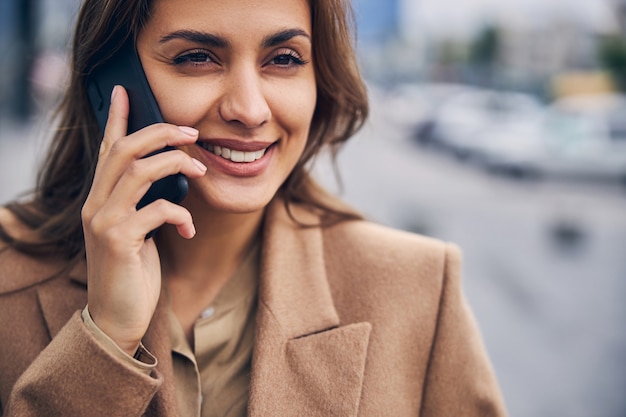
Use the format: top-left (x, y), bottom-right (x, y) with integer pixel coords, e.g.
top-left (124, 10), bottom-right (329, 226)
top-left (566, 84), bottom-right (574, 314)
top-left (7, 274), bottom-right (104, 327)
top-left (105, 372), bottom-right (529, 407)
top-left (137, 0), bottom-right (316, 215)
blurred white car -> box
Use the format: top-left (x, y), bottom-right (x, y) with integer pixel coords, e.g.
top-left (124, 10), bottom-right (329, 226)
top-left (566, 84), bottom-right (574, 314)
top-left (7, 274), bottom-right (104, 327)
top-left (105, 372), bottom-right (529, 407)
top-left (416, 87), bottom-right (544, 161)
top-left (478, 93), bottom-right (626, 184)
top-left (410, 83), bottom-right (479, 146)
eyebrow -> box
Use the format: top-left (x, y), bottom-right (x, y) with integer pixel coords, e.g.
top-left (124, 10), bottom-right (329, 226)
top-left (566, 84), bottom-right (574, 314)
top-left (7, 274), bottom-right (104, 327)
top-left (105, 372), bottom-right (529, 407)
top-left (159, 28), bottom-right (311, 48)
top-left (262, 28), bottom-right (311, 48)
top-left (160, 30), bottom-right (229, 48)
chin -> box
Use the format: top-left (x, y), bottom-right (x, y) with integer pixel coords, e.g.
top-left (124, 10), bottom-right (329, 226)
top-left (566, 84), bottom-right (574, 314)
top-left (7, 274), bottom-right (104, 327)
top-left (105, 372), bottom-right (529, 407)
top-left (210, 198), bottom-right (270, 215)
top-left (185, 180), bottom-right (277, 215)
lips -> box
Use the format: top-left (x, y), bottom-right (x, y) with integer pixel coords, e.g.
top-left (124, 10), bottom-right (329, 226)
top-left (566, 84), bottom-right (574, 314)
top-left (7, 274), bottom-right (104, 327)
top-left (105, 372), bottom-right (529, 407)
top-left (197, 141), bottom-right (266, 163)
top-left (194, 139), bottom-right (276, 177)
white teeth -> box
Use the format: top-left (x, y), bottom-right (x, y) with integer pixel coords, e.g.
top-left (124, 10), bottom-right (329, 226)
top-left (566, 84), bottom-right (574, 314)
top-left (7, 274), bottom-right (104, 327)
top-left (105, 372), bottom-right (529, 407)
top-left (243, 151), bottom-right (256, 163)
top-left (230, 150), bottom-right (244, 163)
top-left (200, 142), bottom-right (267, 163)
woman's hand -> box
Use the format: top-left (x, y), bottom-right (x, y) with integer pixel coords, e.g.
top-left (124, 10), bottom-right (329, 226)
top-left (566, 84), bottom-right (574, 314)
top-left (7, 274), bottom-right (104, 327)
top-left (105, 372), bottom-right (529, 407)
top-left (81, 85), bottom-right (207, 355)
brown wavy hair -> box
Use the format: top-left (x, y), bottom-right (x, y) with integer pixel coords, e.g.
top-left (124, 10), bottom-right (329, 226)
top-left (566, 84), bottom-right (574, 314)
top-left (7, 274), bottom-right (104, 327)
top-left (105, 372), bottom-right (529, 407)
top-left (0, 0), bottom-right (369, 260)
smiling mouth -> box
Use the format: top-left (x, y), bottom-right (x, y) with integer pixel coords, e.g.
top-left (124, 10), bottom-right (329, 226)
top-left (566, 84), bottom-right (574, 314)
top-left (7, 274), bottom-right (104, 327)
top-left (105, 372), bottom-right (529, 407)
top-left (197, 142), bottom-right (268, 163)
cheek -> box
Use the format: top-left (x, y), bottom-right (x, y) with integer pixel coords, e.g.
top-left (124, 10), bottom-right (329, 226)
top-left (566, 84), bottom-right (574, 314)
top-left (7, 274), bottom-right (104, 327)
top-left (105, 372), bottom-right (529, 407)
top-left (152, 79), bottom-right (218, 126)
top-left (272, 81), bottom-right (317, 138)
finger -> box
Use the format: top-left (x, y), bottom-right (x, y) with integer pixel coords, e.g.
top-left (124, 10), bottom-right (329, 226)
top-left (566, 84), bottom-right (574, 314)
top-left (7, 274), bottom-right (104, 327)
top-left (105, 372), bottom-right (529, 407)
top-left (96, 123), bottom-right (199, 184)
top-left (87, 85), bottom-right (130, 209)
top-left (108, 123), bottom-right (199, 162)
top-left (99, 85), bottom-right (129, 159)
top-left (127, 199), bottom-right (196, 240)
top-left (87, 198), bottom-right (195, 251)
top-left (88, 124), bottom-right (199, 212)
top-left (110, 150), bottom-right (206, 209)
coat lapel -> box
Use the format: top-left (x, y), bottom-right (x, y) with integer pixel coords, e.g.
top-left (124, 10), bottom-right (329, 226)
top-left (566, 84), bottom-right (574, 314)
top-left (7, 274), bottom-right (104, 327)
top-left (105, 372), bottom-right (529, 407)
top-left (1, 235), bottom-right (88, 339)
top-left (249, 199), bottom-right (371, 417)
top-left (37, 261), bottom-right (88, 338)
top-left (143, 294), bottom-right (179, 417)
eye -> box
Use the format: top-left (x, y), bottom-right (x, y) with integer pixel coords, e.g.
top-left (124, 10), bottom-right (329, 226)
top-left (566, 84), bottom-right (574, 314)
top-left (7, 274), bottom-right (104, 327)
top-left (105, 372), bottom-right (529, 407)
top-left (266, 49), bottom-right (308, 67)
top-left (173, 50), bottom-right (215, 66)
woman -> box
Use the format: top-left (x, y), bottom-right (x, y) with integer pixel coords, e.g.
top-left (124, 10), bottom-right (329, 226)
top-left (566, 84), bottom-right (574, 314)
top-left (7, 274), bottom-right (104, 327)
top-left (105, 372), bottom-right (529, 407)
top-left (0, 0), bottom-right (507, 415)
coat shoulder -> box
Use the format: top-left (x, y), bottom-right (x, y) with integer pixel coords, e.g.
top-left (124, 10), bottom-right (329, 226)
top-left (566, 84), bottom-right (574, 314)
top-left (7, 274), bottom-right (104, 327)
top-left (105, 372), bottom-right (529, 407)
top-left (323, 219), bottom-right (461, 279)
top-left (0, 207), bottom-right (68, 295)
top-left (321, 219), bottom-right (462, 315)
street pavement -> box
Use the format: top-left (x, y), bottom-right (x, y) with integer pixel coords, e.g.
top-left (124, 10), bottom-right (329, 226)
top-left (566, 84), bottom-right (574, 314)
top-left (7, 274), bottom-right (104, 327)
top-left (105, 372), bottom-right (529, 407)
top-left (2, 110), bottom-right (626, 417)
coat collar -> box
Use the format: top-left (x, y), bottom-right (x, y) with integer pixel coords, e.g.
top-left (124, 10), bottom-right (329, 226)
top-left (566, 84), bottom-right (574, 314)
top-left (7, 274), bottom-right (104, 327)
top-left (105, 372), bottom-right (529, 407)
top-left (248, 198), bottom-right (371, 417)
top-left (257, 198), bottom-right (340, 338)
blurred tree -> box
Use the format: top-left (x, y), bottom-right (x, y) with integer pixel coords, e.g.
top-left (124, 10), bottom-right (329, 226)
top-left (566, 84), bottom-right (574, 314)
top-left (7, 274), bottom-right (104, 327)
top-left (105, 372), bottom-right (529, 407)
top-left (471, 25), bottom-right (500, 65)
top-left (599, 34), bottom-right (626, 92)
top-left (469, 24), bottom-right (501, 87)
top-left (431, 39), bottom-right (468, 82)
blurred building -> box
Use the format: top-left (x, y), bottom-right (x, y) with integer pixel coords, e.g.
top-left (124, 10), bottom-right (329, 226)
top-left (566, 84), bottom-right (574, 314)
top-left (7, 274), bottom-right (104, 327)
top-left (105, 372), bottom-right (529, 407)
top-left (354, 0), bottom-right (400, 43)
top-left (0, 0), bottom-right (34, 120)
top-left (498, 0), bottom-right (626, 97)
top-left (0, 0), bottom-right (77, 122)
top-left (354, 0), bottom-right (429, 82)
top-left (612, 0), bottom-right (626, 33)
top-left (498, 19), bottom-right (602, 95)
top-left (0, 1), bottom-right (15, 115)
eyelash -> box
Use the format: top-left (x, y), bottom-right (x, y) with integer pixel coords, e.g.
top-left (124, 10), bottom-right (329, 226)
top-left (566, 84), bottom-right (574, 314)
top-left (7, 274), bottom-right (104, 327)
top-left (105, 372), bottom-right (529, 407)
top-left (171, 49), bottom-right (309, 68)
top-left (173, 49), bottom-right (214, 66)
top-left (267, 49), bottom-right (309, 67)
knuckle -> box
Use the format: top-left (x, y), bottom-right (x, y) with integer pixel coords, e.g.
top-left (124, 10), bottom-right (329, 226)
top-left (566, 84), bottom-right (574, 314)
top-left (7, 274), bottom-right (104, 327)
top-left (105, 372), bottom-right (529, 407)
top-left (126, 159), bottom-right (146, 178)
top-left (152, 123), bottom-right (185, 142)
top-left (81, 197), bottom-right (101, 224)
top-left (151, 123), bottom-right (171, 137)
top-left (152, 198), bottom-right (170, 212)
top-left (96, 218), bottom-right (125, 247)
top-left (101, 226), bottom-right (120, 244)
top-left (81, 204), bottom-right (93, 223)
top-left (98, 139), bottom-right (110, 156)
top-left (169, 150), bottom-right (188, 167)
top-left (108, 138), bottom-right (126, 156)
top-left (175, 149), bottom-right (190, 160)
top-left (88, 212), bottom-right (106, 236)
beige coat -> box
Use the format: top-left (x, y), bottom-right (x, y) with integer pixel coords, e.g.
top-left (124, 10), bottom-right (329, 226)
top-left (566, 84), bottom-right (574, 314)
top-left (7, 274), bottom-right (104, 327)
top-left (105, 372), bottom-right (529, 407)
top-left (0, 198), bottom-right (507, 416)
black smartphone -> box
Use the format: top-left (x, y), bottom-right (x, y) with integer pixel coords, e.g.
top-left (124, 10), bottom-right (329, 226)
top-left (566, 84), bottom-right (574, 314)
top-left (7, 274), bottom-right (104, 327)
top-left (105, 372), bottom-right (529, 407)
top-left (85, 37), bottom-right (188, 238)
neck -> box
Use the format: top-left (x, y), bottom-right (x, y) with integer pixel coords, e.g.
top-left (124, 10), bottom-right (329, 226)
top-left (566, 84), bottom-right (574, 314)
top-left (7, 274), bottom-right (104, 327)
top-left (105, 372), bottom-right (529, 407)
top-left (156, 196), bottom-right (264, 290)
top-left (156, 194), bottom-right (265, 341)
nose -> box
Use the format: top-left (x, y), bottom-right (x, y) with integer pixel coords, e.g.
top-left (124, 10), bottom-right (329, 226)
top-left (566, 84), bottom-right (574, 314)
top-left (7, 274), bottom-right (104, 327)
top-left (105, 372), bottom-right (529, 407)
top-left (218, 66), bottom-right (271, 129)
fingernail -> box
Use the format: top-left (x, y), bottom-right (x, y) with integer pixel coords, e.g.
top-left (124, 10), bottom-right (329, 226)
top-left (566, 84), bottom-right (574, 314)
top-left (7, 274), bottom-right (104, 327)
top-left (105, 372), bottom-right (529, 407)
top-left (192, 158), bottom-right (207, 173)
top-left (110, 85), bottom-right (119, 103)
top-left (178, 126), bottom-right (199, 137)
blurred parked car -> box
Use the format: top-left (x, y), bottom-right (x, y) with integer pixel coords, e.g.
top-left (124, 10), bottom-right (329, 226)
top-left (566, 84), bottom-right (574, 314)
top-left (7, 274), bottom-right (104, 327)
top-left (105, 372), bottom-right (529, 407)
top-left (477, 93), bottom-right (626, 184)
top-left (410, 83), bottom-right (478, 144)
top-left (380, 82), bottom-right (432, 128)
top-left (413, 87), bottom-right (544, 162)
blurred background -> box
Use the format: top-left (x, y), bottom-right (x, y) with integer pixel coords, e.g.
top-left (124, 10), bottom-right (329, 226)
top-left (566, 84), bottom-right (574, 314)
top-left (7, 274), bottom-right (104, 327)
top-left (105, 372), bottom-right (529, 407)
top-left (1, 0), bottom-right (625, 416)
